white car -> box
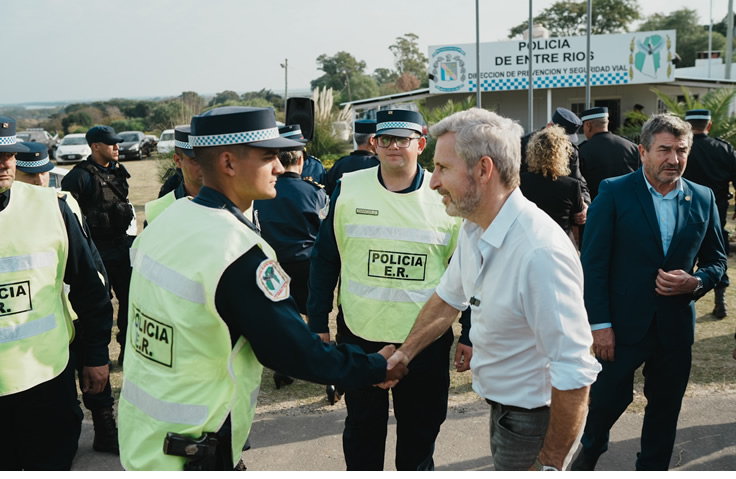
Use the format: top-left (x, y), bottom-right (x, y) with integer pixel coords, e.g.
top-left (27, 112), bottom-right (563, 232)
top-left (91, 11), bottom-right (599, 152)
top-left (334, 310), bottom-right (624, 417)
top-left (55, 133), bottom-right (91, 164)
top-left (157, 129), bottom-right (175, 154)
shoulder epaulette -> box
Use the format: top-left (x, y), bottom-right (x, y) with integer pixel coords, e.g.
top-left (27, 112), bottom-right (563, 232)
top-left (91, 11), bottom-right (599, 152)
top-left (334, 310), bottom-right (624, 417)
top-left (303, 177), bottom-right (325, 189)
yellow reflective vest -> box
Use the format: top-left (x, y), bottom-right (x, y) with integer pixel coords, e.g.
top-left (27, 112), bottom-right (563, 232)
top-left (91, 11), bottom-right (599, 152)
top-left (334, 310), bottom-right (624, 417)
top-left (334, 167), bottom-right (461, 343)
top-left (144, 190), bottom-right (176, 225)
top-left (0, 181), bottom-right (72, 396)
top-left (119, 198), bottom-right (269, 470)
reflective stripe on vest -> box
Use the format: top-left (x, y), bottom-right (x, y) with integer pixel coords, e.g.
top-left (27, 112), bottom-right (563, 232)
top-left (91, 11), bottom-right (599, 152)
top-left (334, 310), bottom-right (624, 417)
top-left (0, 181), bottom-right (71, 396)
top-left (119, 199), bottom-right (269, 471)
top-left (144, 190), bottom-right (176, 225)
top-left (334, 167), bottom-right (461, 343)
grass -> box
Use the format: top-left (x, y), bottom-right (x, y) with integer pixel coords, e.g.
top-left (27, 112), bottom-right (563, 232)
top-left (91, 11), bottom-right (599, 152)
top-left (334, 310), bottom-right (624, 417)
top-left (85, 159), bottom-right (736, 418)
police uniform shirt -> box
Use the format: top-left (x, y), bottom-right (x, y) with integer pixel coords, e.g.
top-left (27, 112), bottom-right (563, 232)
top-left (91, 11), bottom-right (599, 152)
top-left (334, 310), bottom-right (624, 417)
top-left (252, 172), bottom-right (328, 264)
top-left (307, 165), bottom-right (472, 350)
top-left (158, 168), bottom-right (183, 198)
top-left (521, 130), bottom-right (591, 204)
top-left (324, 150), bottom-right (380, 196)
top-left (683, 133), bottom-right (736, 217)
top-left (0, 188), bottom-right (113, 367)
top-left (191, 187), bottom-right (386, 387)
top-left (301, 155), bottom-right (326, 185)
top-left (578, 131), bottom-right (640, 200)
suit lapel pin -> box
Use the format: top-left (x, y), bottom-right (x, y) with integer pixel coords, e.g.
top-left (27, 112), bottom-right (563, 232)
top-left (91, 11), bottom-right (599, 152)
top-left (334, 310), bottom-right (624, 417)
top-left (685, 196), bottom-right (691, 202)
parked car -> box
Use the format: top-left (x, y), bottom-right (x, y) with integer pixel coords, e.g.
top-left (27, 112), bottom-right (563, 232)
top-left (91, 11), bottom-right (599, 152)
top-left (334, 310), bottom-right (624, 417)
top-left (157, 129), bottom-right (175, 154)
top-left (17, 128), bottom-right (60, 159)
top-left (55, 133), bottom-right (91, 164)
top-left (118, 131), bottom-right (154, 160)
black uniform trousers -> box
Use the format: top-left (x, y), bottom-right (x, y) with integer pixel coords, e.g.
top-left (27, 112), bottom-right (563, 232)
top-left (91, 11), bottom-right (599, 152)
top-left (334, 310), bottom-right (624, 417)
top-left (96, 235), bottom-right (134, 347)
top-left (0, 358), bottom-right (82, 470)
top-left (716, 199), bottom-right (730, 288)
top-left (337, 309), bottom-right (453, 470)
top-left (580, 321), bottom-right (692, 470)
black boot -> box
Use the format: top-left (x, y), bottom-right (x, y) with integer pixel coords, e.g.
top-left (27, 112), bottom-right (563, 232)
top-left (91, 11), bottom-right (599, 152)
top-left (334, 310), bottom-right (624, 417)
top-left (325, 385), bottom-right (342, 405)
top-left (91, 405), bottom-right (119, 454)
top-left (570, 450), bottom-right (599, 471)
top-left (273, 372), bottom-right (294, 389)
top-left (713, 286), bottom-right (728, 319)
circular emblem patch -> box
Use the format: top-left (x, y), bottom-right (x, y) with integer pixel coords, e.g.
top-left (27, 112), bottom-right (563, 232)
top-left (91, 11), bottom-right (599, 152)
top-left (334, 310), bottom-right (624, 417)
top-left (255, 259), bottom-right (290, 302)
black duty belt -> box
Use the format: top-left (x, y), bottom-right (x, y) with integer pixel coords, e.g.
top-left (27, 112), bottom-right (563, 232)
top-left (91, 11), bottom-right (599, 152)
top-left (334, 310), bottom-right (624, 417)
top-left (486, 398), bottom-right (550, 413)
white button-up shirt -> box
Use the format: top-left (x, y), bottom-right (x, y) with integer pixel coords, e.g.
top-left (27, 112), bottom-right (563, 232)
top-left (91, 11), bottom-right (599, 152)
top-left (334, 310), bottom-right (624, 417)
top-left (436, 188), bottom-right (601, 409)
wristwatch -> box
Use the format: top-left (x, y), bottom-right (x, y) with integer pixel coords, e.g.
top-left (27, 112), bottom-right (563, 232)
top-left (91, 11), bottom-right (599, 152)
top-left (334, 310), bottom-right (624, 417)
top-left (534, 457), bottom-right (558, 471)
top-left (692, 276), bottom-right (704, 298)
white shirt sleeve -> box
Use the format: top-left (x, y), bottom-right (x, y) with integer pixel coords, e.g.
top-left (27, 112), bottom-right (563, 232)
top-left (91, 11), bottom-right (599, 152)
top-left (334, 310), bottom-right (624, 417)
top-left (436, 237), bottom-right (469, 312)
top-left (520, 245), bottom-right (601, 391)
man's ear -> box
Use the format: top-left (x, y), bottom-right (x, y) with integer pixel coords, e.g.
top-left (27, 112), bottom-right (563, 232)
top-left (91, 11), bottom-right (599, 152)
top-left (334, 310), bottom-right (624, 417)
top-left (416, 136), bottom-right (427, 154)
top-left (219, 149), bottom-right (237, 177)
top-left (173, 153), bottom-right (183, 168)
top-left (477, 155), bottom-right (494, 184)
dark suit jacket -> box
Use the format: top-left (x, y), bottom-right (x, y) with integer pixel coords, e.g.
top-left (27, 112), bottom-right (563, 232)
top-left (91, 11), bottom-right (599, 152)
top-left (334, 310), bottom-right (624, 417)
top-left (581, 170), bottom-right (726, 348)
top-left (519, 171), bottom-right (583, 242)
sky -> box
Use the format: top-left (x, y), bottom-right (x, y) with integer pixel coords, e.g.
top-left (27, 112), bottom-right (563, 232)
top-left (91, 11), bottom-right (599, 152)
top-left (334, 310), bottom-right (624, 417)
top-left (1, 0), bottom-right (732, 105)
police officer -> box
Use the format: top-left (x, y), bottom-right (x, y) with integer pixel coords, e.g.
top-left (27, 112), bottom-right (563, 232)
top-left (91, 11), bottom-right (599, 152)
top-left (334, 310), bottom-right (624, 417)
top-left (15, 142), bottom-right (119, 454)
top-left (578, 107), bottom-right (641, 201)
top-left (307, 109), bottom-right (469, 471)
top-left (62, 125), bottom-right (135, 364)
top-left (117, 106), bottom-right (407, 471)
top-left (521, 107), bottom-right (591, 225)
top-left (278, 124), bottom-right (327, 185)
top-left (324, 119), bottom-right (379, 196)
top-left (145, 125), bottom-right (202, 224)
top-left (683, 109), bottom-right (736, 319)
top-left (0, 117), bottom-right (113, 470)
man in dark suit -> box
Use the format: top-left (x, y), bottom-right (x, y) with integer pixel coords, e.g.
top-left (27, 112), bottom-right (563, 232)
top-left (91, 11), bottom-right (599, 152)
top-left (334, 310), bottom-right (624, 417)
top-left (572, 114), bottom-right (727, 471)
top-left (578, 107), bottom-right (641, 201)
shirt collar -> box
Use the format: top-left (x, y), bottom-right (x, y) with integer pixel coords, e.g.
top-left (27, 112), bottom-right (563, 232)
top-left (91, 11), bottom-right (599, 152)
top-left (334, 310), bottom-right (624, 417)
top-left (192, 186), bottom-right (260, 234)
top-left (478, 187), bottom-right (526, 249)
top-left (642, 168), bottom-right (683, 199)
top-left (376, 163), bottom-right (424, 193)
top-left (0, 188), bottom-right (9, 212)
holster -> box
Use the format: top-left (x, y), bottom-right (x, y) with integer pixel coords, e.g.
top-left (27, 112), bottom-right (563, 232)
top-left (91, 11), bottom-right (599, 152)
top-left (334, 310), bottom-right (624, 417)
top-left (163, 432), bottom-right (219, 471)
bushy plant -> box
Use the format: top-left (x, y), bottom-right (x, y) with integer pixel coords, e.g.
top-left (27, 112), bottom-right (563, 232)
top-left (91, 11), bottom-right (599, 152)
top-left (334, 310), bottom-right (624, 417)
top-left (418, 96), bottom-right (477, 170)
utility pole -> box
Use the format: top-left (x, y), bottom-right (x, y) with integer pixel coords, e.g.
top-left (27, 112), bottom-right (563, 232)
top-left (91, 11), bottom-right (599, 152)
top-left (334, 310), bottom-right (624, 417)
top-left (585, 0), bottom-right (592, 109)
top-left (528, 0), bottom-right (533, 132)
top-left (280, 59), bottom-right (288, 102)
top-left (476, 0), bottom-right (481, 108)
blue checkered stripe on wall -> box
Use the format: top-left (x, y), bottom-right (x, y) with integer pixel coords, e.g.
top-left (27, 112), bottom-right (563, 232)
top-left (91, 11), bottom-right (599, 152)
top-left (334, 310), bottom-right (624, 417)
top-left (468, 72), bottom-right (629, 91)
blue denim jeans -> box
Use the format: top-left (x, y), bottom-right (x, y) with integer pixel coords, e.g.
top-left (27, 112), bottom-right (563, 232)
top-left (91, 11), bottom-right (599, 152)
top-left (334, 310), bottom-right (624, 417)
top-left (489, 401), bottom-right (550, 471)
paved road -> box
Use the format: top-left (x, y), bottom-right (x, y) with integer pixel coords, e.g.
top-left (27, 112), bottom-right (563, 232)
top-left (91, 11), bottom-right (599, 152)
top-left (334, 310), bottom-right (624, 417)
top-left (72, 392), bottom-right (736, 471)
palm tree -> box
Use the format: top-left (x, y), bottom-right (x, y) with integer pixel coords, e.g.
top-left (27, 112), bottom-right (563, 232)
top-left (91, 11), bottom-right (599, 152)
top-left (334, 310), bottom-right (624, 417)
top-left (649, 86), bottom-right (736, 145)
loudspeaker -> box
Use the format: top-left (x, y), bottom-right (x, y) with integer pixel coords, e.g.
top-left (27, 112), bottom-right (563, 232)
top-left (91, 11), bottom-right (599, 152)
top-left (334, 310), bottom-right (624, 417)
top-left (286, 98), bottom-right (315, 141)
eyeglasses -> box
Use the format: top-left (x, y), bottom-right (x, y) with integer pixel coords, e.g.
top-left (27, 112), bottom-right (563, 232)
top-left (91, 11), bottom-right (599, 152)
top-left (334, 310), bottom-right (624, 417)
top-left (376, 136), bottom-right (420, 149)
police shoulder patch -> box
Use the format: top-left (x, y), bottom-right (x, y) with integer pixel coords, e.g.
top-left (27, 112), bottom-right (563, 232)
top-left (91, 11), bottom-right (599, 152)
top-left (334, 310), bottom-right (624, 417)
top-left (256, 259), bottom-right (290, 302)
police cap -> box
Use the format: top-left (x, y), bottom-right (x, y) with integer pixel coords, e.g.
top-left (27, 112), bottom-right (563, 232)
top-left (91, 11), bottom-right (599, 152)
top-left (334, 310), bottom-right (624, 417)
top-left (86, 125), bottom-right (124, 146)
top-left (15, 142), bottom-right (53, 173)
top-left (551, 107), bottom-right (582, 142)
top-left (354, 119), bottom-right (376, 134)
top-left (685, 109), bottom-right (711, 121)
top-left (580, 107), bottom-right (609, 122)
top-left (0, 116), bottom-right (30, 153)
top-left (189, 106), bottom-right (303, 150)
top-left (376, 109), bottom-right (424, 138)
top-left (174, 124), bottom-right (195, 158)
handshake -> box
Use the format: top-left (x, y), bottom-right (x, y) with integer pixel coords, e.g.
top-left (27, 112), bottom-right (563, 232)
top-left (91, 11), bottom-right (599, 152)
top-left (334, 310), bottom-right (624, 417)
top-left (375, 345), bottom-right (411, 389)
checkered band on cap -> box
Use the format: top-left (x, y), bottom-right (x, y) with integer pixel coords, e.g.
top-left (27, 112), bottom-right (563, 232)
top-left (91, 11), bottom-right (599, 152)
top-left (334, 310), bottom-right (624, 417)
top-left (174, 139), bottom-right (193, 150)
top-left (685, 113), bottom-right (711, 120)
top-left (189, 127), bottom-right (279, 147)
top-left (0, 135), bottom-right (17, 145)
top-left (581, 111), bottom-right (608, 122)
top-left (376, 121), bottom-right (422, 132)
top-left (16, 157), bottom-right (50, 168)
top-left (280, 129), bottom-right (303, 139)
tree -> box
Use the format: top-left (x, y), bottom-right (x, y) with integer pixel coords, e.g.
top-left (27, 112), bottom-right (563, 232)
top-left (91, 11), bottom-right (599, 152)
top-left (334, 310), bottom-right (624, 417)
top-left (417, 96), bottom-right (477, 170)
top-left (241, 89), bottom-right (283, 110)
top-left (311, 51), bottom-right (378, 103)
top-left (389, 33), bottom-right (428, 88)
top-left (209, 90), bottom-right (240, 107)
top-left (639, 9), bottom-right (726, 68)
top-left (149, 101), bottom-right (184, 130)
top-left (509, 0), bottom-right (641, 38)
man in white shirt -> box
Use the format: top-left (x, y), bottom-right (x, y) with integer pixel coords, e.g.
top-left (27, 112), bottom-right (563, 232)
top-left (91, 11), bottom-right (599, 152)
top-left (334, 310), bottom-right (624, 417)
top-left (384, 108), bottom-right (601, 471)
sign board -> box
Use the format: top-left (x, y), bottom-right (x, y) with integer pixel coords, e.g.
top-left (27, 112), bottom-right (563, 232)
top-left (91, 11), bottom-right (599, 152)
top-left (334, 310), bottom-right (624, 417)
top-left (429, 30), bottom-right (676, 93)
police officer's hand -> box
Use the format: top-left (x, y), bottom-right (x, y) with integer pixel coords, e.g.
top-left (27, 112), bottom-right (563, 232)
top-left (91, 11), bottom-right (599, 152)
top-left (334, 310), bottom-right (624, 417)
top-left (317, 332), bottom-right (330, 343)
top-left (82, 365), bottom-right (109, 395)
top-left (454, 343), bottom-right (473, 372)
top-left (592, 327), bottom-right (615, 362)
